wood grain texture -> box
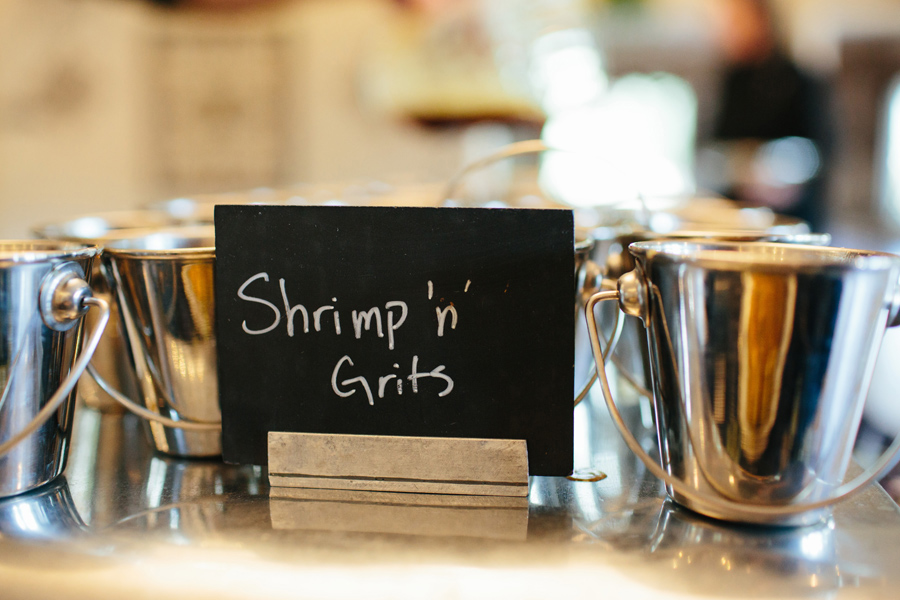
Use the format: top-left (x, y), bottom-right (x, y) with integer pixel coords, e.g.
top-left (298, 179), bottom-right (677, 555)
top-left (268, 431), bottom-right (528, 496)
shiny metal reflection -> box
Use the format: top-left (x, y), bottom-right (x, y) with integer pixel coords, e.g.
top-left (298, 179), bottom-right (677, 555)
top-left (0, 477), bottom-right (85, 539)
top-left (33, 211), bottom-right (175, 414)
top-left (0, 242), bottom-right (106, 498)
top-left (110, 454), bottom-right (264, 535)
top-left (587, 241), bottom-right (900, 524)
top-left (580, 227), bottom-right (830, 407)
top-left (600, 229), bottom-right (831, 400)
top-left (644, 500), bottom-right (840, 595)
top-left (101, 227), bottom-right (221, 457)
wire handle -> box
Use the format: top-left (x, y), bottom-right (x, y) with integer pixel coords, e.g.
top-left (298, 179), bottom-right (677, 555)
top-left (0, 271), bottom-right (110, 458)
top-left (586, 286), bottom-right (900, 522)
top-left (574, 273), bottom-right (623, 406)
top-left (86, 364), bottom-right (220, 431)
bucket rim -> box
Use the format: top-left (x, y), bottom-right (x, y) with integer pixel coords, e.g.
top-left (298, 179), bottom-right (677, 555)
top-left (104, 246), bottom-right (216, 260)
top-left (0, 241), bottom-right (99, 266)
top-left (629, 240), bottom-right (900, 272)
top-left (99, 225), bottom-right (215, 260)
top-left (622, 230), bottom-right (830, 245)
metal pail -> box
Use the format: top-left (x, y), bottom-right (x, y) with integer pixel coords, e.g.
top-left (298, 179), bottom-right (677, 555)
top-left (0, 241), bottom-right (108, 497)
top-left (587, 241), bottom-right (900, 525)
top-left (97, 228), bottom-right (221, 457)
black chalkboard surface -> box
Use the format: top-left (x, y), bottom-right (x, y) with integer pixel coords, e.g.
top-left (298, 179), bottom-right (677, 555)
top-left (214, 205), bottom-right (574, 476)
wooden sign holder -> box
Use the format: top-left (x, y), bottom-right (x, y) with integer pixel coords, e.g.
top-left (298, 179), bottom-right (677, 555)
top-left (268, 432), bottom-right (529, 497)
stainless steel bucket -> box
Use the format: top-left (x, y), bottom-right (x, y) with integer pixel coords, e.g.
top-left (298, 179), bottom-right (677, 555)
top-left (0, 242), bottom-right (109, 497)
top-left (96, 228), bottom-right (221, 457)
top-left (586, 241), bottom-right (900, 525)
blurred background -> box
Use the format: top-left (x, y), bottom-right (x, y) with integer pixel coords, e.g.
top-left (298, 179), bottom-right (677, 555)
top-left (5, 0), bottom-right (900, 240)
top-left (5, 0), bottom-right (900, 496)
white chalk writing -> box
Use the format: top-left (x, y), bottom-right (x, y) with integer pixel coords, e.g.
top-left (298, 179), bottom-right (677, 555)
top-left (236, 275), bottom-right (469, 402)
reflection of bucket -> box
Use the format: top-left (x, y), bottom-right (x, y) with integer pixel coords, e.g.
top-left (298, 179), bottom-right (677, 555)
top-left (0, 242), bottom-right (108, 497)
top-left (588, 241), bottom-right (900, 525)
top-left (646, 500), bottom-right (839, 595)
top-left (100, 229), bottom-right (221, 457)
top-left (33, 211), bottom-right (175, 413)
top-left (110, 454), bottom-right (263, 533)
top-left (0, 476), bottom-right (85, 539)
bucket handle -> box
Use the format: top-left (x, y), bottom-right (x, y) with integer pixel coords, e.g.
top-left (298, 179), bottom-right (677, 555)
top-left (86, 364), bottom-right (221, 432)
top-left (586, 285), bottom-right (900, 521)
top-left (574, 273), bottom-right (624, 406)
top-left (574, 259), bottom-right (625, 406)
top-left (0, 265), bottom-right (110, 458)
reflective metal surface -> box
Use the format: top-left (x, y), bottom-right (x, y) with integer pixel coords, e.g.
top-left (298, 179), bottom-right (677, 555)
top-left (101, 228), bottom-right (221, 457)
top-left (0, 476), bottom-right (86, 538)
top-left (0, 242), bottom-right (102, 497)
top-left (1, 398), bottom-right (898, 598)
top-left (601, 229), bottom-right (830, 283)
top-left (591, 227), bottom-right (831, 406)
top-left (598, 241), bottom-right (900, 525)
top-left (33, 211), bottom-right (172, 414)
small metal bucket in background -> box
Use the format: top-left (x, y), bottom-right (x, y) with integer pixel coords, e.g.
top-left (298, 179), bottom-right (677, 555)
top-left (0, 242), bottom-right (109, 498)
top-left (92, 227), bottom-right (221, 457)
top-left (586, 241), bottom-right (900, 525)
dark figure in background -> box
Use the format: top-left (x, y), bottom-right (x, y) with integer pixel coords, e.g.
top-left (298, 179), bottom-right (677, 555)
top-left (711, 0), bottom-right (833, 232)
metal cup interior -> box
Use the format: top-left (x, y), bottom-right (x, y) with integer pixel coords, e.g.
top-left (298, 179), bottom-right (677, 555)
top-left (103, 227), bottom-right (219, 458)
top-left (625, 240), bottom-right (900, 524)
top-left (0, 241), bottom-right (100, 498)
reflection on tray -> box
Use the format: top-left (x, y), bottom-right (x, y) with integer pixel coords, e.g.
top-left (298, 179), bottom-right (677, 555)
top-left (270, 487), bottom-right (528, 541)
top-left (578, 498), bottom-right (844, 597)
top-left (0, 477), bottom-right (85, 540)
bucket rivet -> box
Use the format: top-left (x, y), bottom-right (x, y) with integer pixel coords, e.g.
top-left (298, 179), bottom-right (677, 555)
top-left (39, 263), bottom-right (91, 332)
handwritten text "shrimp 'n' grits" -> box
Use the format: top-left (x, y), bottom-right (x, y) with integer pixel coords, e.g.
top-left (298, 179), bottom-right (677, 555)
top-left (235, 274), bottom-right (472, 406)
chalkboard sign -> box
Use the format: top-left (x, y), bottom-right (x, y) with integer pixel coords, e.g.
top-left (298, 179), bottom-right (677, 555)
top-left (214, 205), bottom-right (574, 476)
